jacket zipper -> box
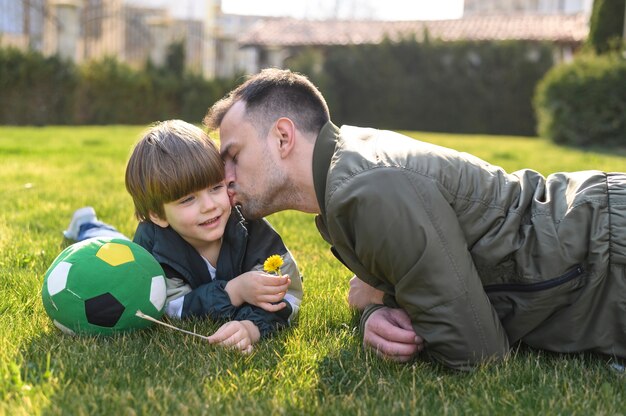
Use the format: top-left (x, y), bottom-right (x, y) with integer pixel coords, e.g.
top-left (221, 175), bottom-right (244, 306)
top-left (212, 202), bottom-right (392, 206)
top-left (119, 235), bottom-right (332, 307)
top-left (484, 265), bottom-right (584, 293)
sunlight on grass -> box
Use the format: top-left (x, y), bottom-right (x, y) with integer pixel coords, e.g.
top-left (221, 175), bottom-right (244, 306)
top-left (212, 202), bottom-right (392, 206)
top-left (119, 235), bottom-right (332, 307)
top-left (1, 126), bottom-right (624, 414)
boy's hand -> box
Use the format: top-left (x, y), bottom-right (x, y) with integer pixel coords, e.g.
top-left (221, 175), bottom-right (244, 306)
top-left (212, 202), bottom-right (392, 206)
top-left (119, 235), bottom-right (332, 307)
top-left (207, 320), bottom-right (261, 354)
top-left (348, 275), bottom-right (384, 311)
top-left (225, 271), bottom-right (290, 312)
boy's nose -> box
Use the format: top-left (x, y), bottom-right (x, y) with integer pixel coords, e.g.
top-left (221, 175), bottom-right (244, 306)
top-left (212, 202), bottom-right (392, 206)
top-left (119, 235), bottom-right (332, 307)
top-left (200, 192), bottom-right (216, 211)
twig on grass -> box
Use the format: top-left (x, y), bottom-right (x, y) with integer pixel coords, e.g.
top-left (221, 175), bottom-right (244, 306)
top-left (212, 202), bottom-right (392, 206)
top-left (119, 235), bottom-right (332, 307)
top-left (135, 310), bottom-right (212, 342)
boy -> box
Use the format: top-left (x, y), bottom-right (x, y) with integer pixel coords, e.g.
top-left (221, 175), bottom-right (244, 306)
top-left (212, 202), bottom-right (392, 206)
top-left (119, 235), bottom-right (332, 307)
top-left (65, 120), bottom-right (303, 353)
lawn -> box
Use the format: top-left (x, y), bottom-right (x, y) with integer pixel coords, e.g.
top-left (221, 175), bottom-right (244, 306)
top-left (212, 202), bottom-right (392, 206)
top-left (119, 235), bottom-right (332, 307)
top-left (1, 125), bottom-right (625, 415)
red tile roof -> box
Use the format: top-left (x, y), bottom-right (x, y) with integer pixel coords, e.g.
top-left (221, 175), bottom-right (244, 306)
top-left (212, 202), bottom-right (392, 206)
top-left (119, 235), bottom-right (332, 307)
top-left (239, 13), bottom-right (589, 47)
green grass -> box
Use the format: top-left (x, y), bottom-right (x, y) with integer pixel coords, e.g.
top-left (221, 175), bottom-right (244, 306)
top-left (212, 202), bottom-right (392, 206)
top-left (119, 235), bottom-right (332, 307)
top-left (1, 125), bottom-right (625, 415)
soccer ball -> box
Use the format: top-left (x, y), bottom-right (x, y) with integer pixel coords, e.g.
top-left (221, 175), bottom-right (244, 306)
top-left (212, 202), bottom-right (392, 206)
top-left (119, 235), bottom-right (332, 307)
top-left (41, 237), bottom-right (167, 335)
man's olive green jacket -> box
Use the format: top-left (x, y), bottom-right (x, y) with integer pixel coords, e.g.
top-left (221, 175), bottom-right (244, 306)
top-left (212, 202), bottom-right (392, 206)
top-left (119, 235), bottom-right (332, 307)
top-left (312, 122), bottom-right (626, 370)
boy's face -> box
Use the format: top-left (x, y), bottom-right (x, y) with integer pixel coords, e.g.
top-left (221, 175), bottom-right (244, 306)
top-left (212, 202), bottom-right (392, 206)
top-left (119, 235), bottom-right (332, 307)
top-left (151, 182), bottom-right (231, 254)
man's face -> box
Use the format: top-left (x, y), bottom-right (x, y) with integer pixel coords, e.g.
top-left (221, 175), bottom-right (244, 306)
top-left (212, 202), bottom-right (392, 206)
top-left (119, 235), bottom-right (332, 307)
top-left (218, 101), bottom-right (286, 219)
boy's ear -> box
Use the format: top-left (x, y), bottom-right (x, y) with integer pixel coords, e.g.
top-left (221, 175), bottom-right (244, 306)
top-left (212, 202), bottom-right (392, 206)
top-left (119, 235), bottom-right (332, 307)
top-left (274, 117), bottom-right (296, 158)
top-left (149, 211), bottom-right (169, 228)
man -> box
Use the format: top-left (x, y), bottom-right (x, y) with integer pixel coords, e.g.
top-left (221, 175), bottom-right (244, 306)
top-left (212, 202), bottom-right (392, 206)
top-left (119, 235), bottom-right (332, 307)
top-left (204, 68), bottom-right (626, 370)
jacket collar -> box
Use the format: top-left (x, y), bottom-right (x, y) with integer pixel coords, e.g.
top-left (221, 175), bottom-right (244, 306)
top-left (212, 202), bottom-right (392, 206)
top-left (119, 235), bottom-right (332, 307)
top-left (146, 209), bottom-right (248, 286)
top-left (216, 205), bottom-right (248, 279)
top-left (312, 121), bottom-right (341, 219)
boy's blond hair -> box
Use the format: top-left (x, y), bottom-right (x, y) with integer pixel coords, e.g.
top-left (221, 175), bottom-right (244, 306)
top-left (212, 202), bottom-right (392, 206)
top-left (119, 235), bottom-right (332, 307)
top-left (125, 119), bottom-right (224, 221)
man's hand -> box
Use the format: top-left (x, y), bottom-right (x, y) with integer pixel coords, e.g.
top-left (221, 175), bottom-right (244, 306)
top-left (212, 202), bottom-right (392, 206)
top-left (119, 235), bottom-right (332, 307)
top-left (225, 271), bottom-right (290, 312)
top-left (348, 275), bottom-right (384, 311)
top-left (363, 306), bottom-right (424, 362)
top-left (207, 320), bottom-right (261, 354)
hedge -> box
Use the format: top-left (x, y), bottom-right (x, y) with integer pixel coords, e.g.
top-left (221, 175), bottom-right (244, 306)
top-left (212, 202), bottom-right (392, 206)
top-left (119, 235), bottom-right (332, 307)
top-left (0, 47), bottom-right (237, 125)
top-left (2, 40), bottom-right (556, 135)
top-left (288, 38), bottom-right (555, 136)
top-left (587, 0), bottom-right (626, 54)
top-left (534, 53), bottom-right (626, 146)
top-left (0, 47), bottom-right (77, 125)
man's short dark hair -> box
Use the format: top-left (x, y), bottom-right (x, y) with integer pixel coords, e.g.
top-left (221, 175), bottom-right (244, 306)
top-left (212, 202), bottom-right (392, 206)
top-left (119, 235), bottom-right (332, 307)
top-left (204, 68), bottom-right (330, 137)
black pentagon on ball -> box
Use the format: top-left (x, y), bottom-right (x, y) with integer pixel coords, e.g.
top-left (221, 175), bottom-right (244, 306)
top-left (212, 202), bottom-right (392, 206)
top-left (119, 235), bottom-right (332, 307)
top-left (84, 293), bottom-right (125, 327)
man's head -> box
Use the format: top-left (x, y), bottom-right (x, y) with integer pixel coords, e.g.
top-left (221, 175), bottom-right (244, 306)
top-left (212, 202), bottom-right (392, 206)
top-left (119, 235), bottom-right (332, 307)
top-left (125, 119), bottom-right (224, 221)
top-left (204, 69), bottom-right (330, 219)
top-left (204, 68), bottom-right (329, 138)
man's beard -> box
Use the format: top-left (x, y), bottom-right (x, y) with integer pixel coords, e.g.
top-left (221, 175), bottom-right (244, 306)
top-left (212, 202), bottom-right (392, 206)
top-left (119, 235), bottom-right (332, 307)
top-left (237, 194), bottom-right (276, 220)
top-left (238, 177), bottom-right (301, 220)
top-left (236, 155), bottom-right (292, 219)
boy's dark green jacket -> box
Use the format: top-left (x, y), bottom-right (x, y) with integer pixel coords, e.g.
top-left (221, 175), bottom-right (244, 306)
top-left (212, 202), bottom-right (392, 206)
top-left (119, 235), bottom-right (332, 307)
top-left (133, 207), bottom-right (303, 338)
top-left (313, 122), bottom-right (626, 370)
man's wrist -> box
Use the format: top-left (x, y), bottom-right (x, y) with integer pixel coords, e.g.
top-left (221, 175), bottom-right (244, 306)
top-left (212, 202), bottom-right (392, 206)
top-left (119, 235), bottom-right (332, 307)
top-left (360, 304), bottom-right (387, 333)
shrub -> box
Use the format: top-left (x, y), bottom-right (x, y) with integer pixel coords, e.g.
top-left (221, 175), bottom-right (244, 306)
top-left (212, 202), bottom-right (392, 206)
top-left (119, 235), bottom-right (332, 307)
top-left (587, 0), bottom-right (626, 54)
top-left (179, 73), bottom-right (242, 123)
top-left (534, 54), bottom-right (626, 146)
top-left (289, 39), bottom-right (554, 136)
top-left (74, 57), bottom-right (156, 124)
top-left (0, 46), bottom-right (238, 125)
top-left (0, 47), bottom-right (77, 125)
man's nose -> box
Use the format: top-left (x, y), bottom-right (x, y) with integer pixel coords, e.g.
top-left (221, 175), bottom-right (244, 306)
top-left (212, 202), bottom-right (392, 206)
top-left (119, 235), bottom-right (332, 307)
top-left (225, 164), bottom-right (236, 183)
top-left (227, 181), bottom-right (235, 193)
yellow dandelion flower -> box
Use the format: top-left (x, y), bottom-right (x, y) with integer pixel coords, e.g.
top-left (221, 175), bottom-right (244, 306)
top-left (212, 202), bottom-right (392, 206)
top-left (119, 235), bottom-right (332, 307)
top-left (263, 254), bottom-right (284, 275)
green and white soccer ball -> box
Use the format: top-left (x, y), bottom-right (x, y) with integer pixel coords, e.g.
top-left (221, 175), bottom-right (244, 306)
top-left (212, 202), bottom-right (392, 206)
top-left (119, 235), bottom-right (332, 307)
top-left (42, 237), bottom-right (166, 335)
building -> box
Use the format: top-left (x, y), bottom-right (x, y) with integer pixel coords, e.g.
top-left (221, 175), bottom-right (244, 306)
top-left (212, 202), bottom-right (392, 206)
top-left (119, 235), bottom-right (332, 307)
top-left (1, 0), bottom-right (48, 53)
top-left (0, 0), bottom-right (208, 74)
top-left (238, 13), bottom-right (590, 74)
top-left (212, 13), bottom-right (266, 77)
top-left (0, 0), bottom-right (594, 79)
top-left (464, 0), bottom-right (593, 15)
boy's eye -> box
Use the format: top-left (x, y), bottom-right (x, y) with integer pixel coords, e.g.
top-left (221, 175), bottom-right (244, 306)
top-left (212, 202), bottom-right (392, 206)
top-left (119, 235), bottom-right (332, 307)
top-left (210, 183), bottom-right (224, 192)
top-left (179, 195), bottom-right (194, 204)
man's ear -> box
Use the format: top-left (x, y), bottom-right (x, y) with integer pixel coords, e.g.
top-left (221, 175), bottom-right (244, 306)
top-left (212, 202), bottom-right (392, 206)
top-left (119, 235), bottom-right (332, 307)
top-left (274, 117), bottom-right (296, 158)
top-left (149, 211), bottom-right (169, 228)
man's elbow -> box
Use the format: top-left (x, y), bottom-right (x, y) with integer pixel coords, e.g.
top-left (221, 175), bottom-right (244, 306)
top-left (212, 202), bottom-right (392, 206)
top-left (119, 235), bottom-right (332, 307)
top-left (426, 344), bottom-right (509, 371)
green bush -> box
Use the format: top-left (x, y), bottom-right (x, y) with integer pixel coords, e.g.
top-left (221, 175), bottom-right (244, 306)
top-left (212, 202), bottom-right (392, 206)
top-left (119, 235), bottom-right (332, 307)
top-left (75, 57), bottom-right (155, 124)
top-left (289, 39), bottom-right (554, 136)
top-left (534, 54), bottom-right (626, 146)
top-left (0, 46), bottom-right (237, 125)
top-left (587, 0), bottom-right (626, 54)
top-left (179, 74), bottom-right (242, 123)
top-left (0, 47), bottom-right (77, 125)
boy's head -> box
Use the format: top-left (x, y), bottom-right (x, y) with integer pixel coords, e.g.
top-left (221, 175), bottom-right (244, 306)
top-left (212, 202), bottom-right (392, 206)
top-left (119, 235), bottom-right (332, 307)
top-left (125, 120), bottom-right (225, 221)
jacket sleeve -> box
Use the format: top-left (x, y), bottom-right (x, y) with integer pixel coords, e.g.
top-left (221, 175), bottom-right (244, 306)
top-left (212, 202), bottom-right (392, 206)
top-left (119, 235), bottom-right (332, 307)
top-left (179, 268), bottom-right (293, 338)
top-left (240, 254), bottom-right (299, 338)
top-left (156, 263), bottom-right (238, 321)
top-left (246, 218), bottom-right (304, 323)
top-left (232, 301), bottom-right (292, 338)
top-left (181, 274), bottom-right (293, 338)
top-left (276, 249), bottom-right (303, 323)
top-left (248, 249), bottom-right (303, 324)
top-left (180, 279), bottom-right (240, 321)
top-left (164, 261), bottom-right (292, 334)
top-left (326, 168), bottom-right (510, 370)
